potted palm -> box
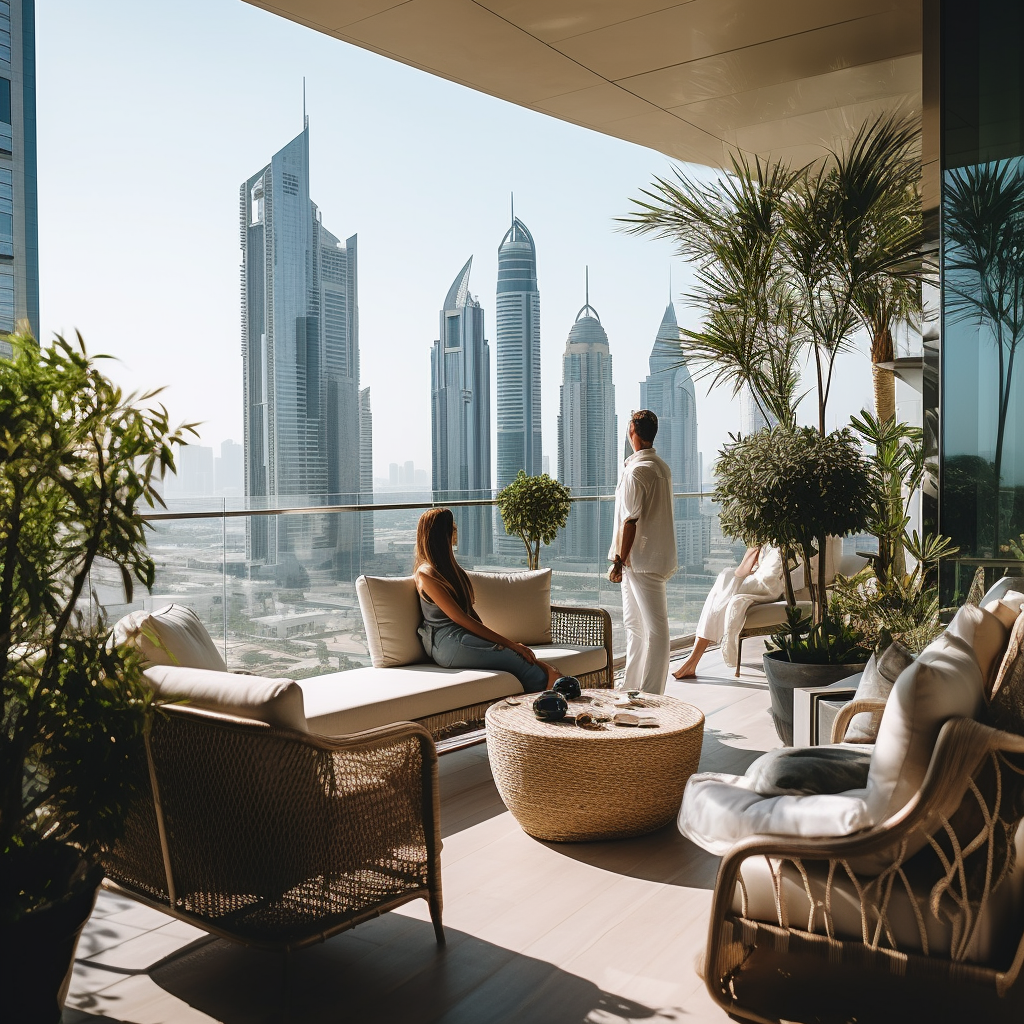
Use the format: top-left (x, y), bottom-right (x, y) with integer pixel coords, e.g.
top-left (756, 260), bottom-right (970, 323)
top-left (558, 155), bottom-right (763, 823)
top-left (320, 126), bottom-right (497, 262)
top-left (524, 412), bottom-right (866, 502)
top-left (0, 333), bottom-right (193, 1020)
top-left (496, 470), bottom-right (571, 569)
top-left (715, 426), bottom-right (874, 743)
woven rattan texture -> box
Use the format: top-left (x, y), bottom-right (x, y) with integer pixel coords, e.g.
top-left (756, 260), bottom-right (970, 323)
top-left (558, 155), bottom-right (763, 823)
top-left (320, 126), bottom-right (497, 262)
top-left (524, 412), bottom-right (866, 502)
top-left (550, 605), bottom-right (614, 688)
top-left (104, 707), bottom-right (442, 950)
top-left (486, 691), bottom-right (703, 841)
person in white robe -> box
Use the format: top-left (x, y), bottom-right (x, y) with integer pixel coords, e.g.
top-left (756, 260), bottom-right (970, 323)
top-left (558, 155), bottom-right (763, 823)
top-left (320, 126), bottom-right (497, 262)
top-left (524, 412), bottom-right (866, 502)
top-left (672, 544), bottom-right (785, 678)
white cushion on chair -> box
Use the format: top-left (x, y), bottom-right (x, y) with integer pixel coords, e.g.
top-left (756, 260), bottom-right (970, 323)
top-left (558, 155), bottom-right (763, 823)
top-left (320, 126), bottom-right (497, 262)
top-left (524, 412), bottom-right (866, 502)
top-left (467, 569), bottom-right (552, 645)
top-left (113, 604), bottom-right (226, 672)
top-left (356, 575), bottom-right (428, 668)
top-left (144, 664), bottom-right (308, 733)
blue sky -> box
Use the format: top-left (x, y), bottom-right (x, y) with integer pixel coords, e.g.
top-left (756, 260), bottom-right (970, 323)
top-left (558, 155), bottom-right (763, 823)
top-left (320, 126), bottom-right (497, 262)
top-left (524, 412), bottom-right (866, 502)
top-left (36, 0), bottom-right (879, 486)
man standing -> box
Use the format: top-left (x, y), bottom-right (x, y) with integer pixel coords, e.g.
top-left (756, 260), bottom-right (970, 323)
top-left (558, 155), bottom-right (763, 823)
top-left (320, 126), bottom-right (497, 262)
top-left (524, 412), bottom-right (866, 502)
top-left (608, 410), bottom-right (677, 693)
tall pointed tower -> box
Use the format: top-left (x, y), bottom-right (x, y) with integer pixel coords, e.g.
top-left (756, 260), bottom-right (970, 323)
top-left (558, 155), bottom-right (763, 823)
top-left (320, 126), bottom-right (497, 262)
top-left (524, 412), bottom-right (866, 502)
top-left (640, 302), bottom-right (706, 570)
top-left (557, 278), bottom-right (617, 559)
top-left (431, 256), bottom-right (492, 558)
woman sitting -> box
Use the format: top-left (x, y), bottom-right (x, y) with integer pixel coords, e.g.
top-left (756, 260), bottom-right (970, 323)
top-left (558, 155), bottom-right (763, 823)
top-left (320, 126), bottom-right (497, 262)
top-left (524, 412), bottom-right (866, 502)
top-left (413, 508), bottom-right (558, 693)
top-left (673, 544), bottom-right (784, 678)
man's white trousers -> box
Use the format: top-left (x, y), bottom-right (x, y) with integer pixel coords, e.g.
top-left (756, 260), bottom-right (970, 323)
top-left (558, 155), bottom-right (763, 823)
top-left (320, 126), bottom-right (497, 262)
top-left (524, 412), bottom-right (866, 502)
top-left (621, 567), bottom-right (670, 695)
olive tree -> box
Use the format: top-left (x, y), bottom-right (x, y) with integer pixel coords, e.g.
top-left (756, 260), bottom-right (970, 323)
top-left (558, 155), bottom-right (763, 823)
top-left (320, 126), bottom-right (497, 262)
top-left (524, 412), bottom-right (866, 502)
top-left (496, 471), bottom-right (571, 570)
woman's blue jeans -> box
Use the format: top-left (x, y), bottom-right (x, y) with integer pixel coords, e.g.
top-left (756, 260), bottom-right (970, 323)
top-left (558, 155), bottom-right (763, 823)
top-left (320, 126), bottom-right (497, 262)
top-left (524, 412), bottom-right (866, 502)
top-left (418, 622), bottom-right (548, 693)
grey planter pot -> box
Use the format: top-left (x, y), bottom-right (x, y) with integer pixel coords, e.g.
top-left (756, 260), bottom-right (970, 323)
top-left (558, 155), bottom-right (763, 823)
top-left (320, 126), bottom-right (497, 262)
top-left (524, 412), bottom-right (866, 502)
top-left (762, 652), bottom-right (868, 746)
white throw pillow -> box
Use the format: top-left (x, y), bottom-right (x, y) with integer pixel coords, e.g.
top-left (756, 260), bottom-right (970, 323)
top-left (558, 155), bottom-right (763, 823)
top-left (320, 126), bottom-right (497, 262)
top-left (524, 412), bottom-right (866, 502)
top-left (865, 605), bottom-right (1003, 827)
top-left (467, 568), bottom-right (552, 645)
top-left (845, 641), bottom-right (916, 743)
top-left (113, 604), bottom-right (226, 672)
top-left (678, 772), bottom-right (872, 857)
top-left (144, 664), bottom-right (308, 733)
top-left (356, 575), bottom-right (428, 668)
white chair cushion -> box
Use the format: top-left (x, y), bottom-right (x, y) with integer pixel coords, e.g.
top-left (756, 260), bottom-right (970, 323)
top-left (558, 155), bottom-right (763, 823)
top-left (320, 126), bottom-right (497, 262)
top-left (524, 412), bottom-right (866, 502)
top-left (299, 664), bottom-right (522, 735)
top-left (356, 575), bottom-right (428, 668)
top-left (844, 641), bottom-right (916, 743)
top-left (143, 664), bottom-right (307, 733)
top-left (467, 568), bottom-right (552, 645)
top-left (742, 599), bottom-right (811, 630)
top-left (678, 771), bottom-right (872, 857)
top-left (113, 604), bottom-right (226, 672)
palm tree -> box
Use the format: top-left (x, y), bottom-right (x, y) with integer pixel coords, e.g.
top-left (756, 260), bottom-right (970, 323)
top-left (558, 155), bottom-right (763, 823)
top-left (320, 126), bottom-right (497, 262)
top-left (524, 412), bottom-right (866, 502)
top-left (620, 155), bottom-right (806, 429)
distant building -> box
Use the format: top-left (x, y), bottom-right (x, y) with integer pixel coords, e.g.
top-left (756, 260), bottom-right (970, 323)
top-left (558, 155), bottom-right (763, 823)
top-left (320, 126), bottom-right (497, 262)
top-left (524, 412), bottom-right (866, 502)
top-left (740, 385), bottom-right (778, 435)
top-left (239, 121), bottom-right (369, 578)
top-left (359, 386), bottom-right (373, 560)
top-left (215, 439), bottom-right (244, 497)
top-left (496, 215), bottom-right (541, 553)
top-left (0, 0), bottom-right (38, 354)
top-left (557, 288), bottom-right (616, 559)
top-left (177, 445), bottom-right (214, 496)
top-left (640, 303), bottom-right (707, 570)
top-left (431, 257), bottom-right (491, 557)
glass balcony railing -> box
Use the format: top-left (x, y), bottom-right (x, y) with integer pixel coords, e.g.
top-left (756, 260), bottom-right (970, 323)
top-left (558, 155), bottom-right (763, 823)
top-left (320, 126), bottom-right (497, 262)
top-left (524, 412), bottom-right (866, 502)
top-left (87, 492), bottom-right (748, 679)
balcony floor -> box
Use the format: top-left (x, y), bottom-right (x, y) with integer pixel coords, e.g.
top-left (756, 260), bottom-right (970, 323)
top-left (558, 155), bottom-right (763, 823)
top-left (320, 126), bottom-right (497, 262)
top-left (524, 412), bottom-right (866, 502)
top-left (65, 639), bottom-right (781, 1024)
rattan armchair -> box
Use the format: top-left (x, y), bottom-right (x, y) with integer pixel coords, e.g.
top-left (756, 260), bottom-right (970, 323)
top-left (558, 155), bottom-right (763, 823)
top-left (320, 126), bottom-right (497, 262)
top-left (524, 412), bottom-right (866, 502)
top-left (103, 705), bottom-right (444, 951)
top-left (704, 717), bottom-right (1024, 1022)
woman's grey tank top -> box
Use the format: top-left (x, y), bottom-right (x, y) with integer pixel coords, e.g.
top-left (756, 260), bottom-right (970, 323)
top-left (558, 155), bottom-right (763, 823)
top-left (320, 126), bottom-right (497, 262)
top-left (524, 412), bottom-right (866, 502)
top-left (419, 594), bottom-right (454, 628)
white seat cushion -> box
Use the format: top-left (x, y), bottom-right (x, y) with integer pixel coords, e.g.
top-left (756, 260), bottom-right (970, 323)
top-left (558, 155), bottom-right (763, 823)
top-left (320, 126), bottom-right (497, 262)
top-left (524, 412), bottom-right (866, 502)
top-left (531, 644), bottom-right (607, 678)
top-left (742, 600), bottom-right (811, 630)
top-left (468, 568), bottom-right (552, 645)
top-left (299, 664), bottom-right (522, 735)
top-left (356, 575), bottom-right (428, 668)
top-left (143, 664), bottom-right (307, 733)
top-left (113, 604), bottom-right (226, 672)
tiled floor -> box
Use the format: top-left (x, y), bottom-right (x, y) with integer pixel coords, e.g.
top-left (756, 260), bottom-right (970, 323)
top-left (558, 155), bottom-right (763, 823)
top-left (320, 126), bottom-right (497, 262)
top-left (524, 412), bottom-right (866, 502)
top-left (64, 639), bottom-right (780, 1023)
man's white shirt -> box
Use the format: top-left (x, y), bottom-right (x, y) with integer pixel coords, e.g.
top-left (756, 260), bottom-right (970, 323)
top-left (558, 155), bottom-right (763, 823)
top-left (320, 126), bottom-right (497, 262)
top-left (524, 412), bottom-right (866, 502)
top-left (609, 447), bottom-right (678, 579)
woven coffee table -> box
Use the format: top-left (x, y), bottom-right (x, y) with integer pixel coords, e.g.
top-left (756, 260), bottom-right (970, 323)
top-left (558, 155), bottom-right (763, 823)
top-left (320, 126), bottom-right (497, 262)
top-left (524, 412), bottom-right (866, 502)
top-left (485, 690), bottom-right (704, 842)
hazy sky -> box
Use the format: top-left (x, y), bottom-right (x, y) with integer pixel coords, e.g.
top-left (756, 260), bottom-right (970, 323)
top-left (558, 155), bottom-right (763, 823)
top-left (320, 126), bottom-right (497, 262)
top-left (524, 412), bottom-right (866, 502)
top-left (37, 0), bottom-right (882, 487)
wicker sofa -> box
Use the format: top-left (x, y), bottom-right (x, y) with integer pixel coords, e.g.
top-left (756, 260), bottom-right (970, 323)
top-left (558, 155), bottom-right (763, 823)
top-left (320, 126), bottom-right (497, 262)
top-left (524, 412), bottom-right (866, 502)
top-left (115, 568), bottom-right (612, 743)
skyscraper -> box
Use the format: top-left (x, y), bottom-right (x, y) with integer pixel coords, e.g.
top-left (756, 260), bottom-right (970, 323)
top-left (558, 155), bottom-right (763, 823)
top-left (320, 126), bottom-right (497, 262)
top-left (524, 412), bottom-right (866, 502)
top-left (640, 303), bottom-right (706, 570)
top-left (240, 121), bottom-right (368, 576)
top-left (740, 385), bottom-right (778, 435)
top-left (0, 0), bottom-right (37, 355)
top-left (557, 285), bottom-right (617, 559)
top-left (431, 257), bottom-right (491, 558)
top-left (496, 214), bottom-right (541, 554)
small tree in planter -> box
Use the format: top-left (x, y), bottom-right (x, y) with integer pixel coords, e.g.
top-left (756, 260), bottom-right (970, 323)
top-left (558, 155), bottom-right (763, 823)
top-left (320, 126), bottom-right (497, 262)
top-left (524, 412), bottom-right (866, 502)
top-left (0, 333), bottom-right (193, 1019)
top-left (496, 471), bottom-right (571, 570)
top-left (715, 426), bottom-right (874, 624)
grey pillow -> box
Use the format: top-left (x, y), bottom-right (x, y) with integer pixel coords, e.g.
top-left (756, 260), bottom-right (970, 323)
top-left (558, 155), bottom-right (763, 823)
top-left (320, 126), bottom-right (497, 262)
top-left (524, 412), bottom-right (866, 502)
top-left (845, 641), bottom-right (916, 743)
top-left (746, 745), bottom-right (872, 796)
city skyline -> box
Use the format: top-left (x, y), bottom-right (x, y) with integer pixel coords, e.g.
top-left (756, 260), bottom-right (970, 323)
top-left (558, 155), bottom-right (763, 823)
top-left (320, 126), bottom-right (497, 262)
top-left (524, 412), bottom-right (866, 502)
top-left (37, 0), bottom-right (880, 491)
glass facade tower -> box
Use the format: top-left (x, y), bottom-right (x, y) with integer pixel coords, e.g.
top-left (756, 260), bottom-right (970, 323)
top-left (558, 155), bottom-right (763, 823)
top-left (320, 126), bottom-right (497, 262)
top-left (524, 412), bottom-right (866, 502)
top-left (431, 256), bottom-right (492, 558)
top-left (557, 296), bottom-right (616, 559)
top-left (640, 303), bottom-right (706, 570)
top-left (240, 123), bottom-right (369, 578)
top-left (0, 0), bottom-right (37, 354)
top-left (495, 216), bottom-right (541, 555)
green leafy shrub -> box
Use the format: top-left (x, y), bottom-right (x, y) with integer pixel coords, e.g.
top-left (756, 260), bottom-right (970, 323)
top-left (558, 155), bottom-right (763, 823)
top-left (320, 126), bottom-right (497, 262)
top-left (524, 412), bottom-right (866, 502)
top-left (496, 471), bottom-right (571, 570)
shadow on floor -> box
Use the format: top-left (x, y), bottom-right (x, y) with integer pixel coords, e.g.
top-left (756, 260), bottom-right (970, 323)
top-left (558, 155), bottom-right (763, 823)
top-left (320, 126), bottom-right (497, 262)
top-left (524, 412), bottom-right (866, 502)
top-left (76, 917), bottom-right (666, 1024)
top-left (698, 727), bottom-right (771, 776)
top-left (542, 821), bottom-right (721, 891)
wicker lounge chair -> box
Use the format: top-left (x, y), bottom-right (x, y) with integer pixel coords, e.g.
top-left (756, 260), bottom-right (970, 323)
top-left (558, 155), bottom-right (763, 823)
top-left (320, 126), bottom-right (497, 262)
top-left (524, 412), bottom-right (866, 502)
top-left (102, 704), bottom-right (444, 951)
top-left (703, 715), bottom-right (1024, 1022)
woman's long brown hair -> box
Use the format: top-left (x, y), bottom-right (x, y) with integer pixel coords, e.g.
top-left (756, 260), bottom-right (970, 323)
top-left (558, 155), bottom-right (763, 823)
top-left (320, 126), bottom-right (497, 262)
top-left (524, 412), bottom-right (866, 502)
top-left (414, 508), bottom-right (480, 620)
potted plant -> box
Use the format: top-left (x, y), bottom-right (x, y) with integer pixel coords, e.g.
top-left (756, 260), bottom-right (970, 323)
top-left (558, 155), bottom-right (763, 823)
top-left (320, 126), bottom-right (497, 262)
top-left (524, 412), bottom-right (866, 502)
top-left (496, 470), bottom-right (571, 570)
top-left (0, 333), bottom-right (193, 1021)
top-left (715, 426), bottom-right (874, 742)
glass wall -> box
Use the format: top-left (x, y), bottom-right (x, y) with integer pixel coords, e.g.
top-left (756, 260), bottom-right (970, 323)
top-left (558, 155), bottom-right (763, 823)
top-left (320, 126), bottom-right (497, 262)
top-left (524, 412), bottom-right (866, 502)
top-left (89, 495), bottom-right (729, 680)
top-left (940, 0), bottom-right (1024, 585)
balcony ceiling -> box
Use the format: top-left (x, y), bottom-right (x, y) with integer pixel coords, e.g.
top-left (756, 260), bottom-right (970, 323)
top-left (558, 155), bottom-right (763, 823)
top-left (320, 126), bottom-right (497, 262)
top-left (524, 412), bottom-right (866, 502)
top-left (243, 0), bottom-right (922, 169)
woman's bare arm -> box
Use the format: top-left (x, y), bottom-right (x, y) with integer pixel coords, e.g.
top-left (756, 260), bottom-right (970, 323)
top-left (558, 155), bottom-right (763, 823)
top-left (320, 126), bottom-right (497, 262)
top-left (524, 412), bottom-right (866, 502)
top-left (415, 569), bottom-right (539, 664)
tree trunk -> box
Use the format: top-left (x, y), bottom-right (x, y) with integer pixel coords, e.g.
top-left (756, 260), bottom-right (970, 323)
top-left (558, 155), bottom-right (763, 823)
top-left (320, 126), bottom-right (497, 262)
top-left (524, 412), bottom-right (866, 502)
top-left (872, 363), bottom-right (896, 423)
